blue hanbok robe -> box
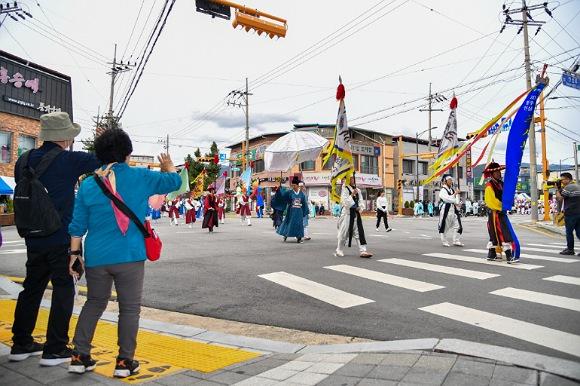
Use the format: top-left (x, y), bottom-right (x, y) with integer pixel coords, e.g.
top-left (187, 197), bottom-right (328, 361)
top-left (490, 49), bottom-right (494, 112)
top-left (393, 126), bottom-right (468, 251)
top-left (272, 188), bottom-right (308, 238)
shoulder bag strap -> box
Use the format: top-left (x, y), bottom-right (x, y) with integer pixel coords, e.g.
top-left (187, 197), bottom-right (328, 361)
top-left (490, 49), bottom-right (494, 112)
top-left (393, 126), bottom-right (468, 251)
top-left (93, 175), bottom-right (150, 238)
top-left (34, 147), bottom-right (64, 177)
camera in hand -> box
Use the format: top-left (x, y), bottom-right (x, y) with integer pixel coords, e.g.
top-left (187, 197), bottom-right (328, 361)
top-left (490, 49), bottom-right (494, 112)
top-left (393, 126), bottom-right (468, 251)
top-left (72, 258), bottom-right (84, 279)
top-left (546, 179), bottom-right (562, 189)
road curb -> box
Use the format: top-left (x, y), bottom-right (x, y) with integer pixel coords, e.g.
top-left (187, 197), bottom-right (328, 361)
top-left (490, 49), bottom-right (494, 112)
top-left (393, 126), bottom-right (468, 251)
top-left (535, 222), bottom-right (567, 236)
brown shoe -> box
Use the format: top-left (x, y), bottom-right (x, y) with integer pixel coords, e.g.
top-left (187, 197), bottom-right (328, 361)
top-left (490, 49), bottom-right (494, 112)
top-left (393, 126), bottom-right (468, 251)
top-left (360, 252), bottom-right (373, 258)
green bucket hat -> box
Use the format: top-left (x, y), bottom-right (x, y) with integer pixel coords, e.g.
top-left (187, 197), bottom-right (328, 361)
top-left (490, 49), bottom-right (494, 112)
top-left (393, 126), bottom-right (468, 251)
top-left (39, 112), bottom-right (81, 142)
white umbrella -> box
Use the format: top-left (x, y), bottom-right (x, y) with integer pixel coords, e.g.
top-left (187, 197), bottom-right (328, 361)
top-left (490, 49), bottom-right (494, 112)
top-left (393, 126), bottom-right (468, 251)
top-left (265, 131), bottom-right (329, 172)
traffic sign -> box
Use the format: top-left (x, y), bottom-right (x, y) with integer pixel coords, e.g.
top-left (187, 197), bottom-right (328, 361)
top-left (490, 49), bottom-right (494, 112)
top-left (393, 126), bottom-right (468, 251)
top-left (562, 71), bottom-right (580, 90)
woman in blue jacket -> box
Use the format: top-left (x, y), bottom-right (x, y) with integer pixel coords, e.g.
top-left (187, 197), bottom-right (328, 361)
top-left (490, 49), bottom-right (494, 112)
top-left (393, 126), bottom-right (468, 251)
top-left (67, 129), bottom-right (181, 378)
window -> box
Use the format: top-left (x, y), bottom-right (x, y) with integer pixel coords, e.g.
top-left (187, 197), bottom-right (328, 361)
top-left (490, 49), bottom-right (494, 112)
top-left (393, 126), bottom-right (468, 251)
top-left (300, 160), bottom-right (316, 171)
top-left (352, 154), bottom-right (359, 171)
top-left (403, 159), bottom-right (414, 174)
top-left (0, 131), bottom-right (12, 164)
top-left (322, 154), bottom-right (335, 170)
top-left (253, 159), bottom-right (265, 173)
top-left (18, 135), bottom-right (36, 157)
top-left (418, 161), bottom-right (428, 175)
top-left (360, 155), bottom-right (379, 175)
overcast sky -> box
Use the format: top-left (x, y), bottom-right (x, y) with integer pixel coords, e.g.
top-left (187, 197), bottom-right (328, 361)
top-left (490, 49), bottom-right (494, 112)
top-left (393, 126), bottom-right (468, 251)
top-left (1, 0), bottom-right (578, 167)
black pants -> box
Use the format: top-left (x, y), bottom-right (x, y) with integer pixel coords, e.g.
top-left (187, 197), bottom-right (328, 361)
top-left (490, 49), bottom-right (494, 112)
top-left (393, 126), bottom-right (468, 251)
top-left (376, 210), bottom-right (389, 229)
top-left (12, 244), bottom-right (74, 354)
top-left (565, 214), bottom-right (580, 251)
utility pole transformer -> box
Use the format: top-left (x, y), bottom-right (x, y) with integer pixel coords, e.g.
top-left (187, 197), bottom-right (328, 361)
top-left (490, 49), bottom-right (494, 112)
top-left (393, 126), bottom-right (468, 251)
top-left (106, 44), bottom-right (135, 129)
top-left (501, 0), bottom-right (550, 222)
top-left (227, 78), bottom-right (252, 169)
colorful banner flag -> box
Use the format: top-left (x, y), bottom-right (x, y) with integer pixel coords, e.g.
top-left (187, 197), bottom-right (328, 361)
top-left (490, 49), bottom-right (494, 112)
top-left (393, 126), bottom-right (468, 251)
top-left (239, 166), bottom-right (252, 191)
top-left (431, 97), bottom-right (459, 171)
top-left (502, 82), bottom-right (546, 211)
top-left (190, 169), bottom-right (206, 198)
top-left (422, 88), bottom-right (531, 185)
top-left (323, 78), bottom-right (355, 203)
top-left (167, 167), bottom-right (190, 200)
top-left (215, 174), bottom-right (226, 195)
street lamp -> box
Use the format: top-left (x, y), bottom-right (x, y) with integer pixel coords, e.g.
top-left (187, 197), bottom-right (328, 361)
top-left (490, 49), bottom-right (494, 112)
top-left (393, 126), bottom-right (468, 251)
top-left (559, 157), bottom-right (574, 173)
top-left (415, 127), bottom-right (437, 201)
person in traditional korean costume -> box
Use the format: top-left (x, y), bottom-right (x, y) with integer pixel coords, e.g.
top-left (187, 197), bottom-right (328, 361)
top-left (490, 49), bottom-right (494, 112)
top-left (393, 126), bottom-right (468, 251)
top-left (185, 195), bottom-right (200, 228)
top-left (202, 188), bottom-right (219, 233)
top-left (335, 176), bottom-right (373, 258)
top-left (168, 198), bottom-right (181, 226)
top-left (272, 176), bottom-right (308, 243)
top-left (238, 192), bottom-right (252, 226)
top-left (438, 175), bottom-right (463, 247)
top-left (484, 162), bottom-right (517, 263)
top-left (217, 195), bottom-right (226, 224)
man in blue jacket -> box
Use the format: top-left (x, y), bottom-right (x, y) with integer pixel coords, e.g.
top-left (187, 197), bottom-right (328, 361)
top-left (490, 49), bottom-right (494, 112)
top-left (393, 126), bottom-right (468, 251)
top-left (10, 112), bottom-right (101, 366)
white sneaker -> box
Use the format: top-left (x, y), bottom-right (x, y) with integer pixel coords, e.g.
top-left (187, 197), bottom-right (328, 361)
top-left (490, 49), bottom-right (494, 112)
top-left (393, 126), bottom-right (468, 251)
top-left (376, 228), bottom-right (380, 232)
top-left (453, 241), bottom-right (464, 247)
top-left (386, 228), bottom-right (392, 232)
top-left (442, 241), bottom-right (451, 247)
top-left (334, 250), bottom-right (344, 257)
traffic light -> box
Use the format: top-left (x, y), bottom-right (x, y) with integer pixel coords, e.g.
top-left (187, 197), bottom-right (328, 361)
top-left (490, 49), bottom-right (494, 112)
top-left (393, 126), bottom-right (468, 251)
top-left (232, 10), bottom-right (287, 38)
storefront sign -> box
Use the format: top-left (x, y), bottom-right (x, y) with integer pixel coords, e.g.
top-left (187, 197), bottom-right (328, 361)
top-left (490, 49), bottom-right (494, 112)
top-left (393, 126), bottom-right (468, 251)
top-left (3, 96), bottom-right (62, 113)
top-left (0, 66), bottom-right (40, 93)
top-left (374, 146), bottom-right (381, 156)
top-left (351, 144), bottom-right (375, 155)
top-left (302, 172), bottom-right (382, 187)
top-left (1, 51), bottom-right (73, 120)
top-left (466, 149), bottom-right (473, 182)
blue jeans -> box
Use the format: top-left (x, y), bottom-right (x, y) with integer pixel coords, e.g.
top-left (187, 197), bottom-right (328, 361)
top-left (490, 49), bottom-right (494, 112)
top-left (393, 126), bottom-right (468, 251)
top-left (565, 214), bottom-right (580, 251)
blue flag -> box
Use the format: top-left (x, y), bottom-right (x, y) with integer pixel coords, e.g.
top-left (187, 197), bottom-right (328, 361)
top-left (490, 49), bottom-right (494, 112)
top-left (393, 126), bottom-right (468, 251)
top-left (502, 83), bottom-right (546, 211)
top-left (240, 167), bottom-right (252, 190)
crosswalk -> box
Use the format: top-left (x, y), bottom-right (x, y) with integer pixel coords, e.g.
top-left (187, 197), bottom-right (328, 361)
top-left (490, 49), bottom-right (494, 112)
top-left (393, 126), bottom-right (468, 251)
top-left (258, 244), bottom-right (580, 358)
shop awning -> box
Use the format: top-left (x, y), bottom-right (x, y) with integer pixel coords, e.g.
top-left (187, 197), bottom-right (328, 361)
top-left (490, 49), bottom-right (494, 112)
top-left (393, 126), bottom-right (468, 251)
top-left (0, 176), bottom-right (14, 195)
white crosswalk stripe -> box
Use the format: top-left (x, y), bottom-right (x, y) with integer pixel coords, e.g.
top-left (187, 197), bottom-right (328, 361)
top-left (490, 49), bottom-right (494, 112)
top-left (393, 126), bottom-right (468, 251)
top-left (549, 243), bottom-right (567, 247)
top-left (420, 302), bottom-right (580, 357)
top-left (463, 249), bottom-right (579, 264)
top-left (258, 272), bottom-right (374, 309)
top-left (324, 265), bottom-right (444, 292)
top-left (490, 287), bottom-right (580, 312)
top-left (543, 275), bottom-right (580, 286)
top-left (527, 243), bottom-right (564, 249)
top-left (0, 249), bottom-right (27, 255)
top-left (521, 247), bottom-right (562, 254)
top-left (423, 253), bottom-right (543, 270)
top-left (378, 258), bottom-right (500, 280)
top-left (1, 240), bottom-right (24, 245)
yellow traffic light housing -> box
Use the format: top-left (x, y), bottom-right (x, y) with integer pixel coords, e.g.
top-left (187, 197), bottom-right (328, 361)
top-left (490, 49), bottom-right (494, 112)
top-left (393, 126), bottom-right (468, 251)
top-left (232, 10), bottom-right (287, 38)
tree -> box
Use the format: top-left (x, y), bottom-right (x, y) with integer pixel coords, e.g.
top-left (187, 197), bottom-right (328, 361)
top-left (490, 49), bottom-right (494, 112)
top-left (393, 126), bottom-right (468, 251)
top-left (203, 141), bottom-right (221, 190)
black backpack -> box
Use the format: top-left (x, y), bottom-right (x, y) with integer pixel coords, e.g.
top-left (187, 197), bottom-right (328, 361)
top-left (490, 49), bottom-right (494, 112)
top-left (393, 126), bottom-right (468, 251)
top-left (14, 148), bottom-right (63, 238)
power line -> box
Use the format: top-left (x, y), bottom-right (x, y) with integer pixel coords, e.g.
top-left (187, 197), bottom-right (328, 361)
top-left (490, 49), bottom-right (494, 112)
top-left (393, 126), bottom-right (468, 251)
top-left (121, 0), bottom-right (146, 61)
top-left (3, 25), bottom-right (34, 59)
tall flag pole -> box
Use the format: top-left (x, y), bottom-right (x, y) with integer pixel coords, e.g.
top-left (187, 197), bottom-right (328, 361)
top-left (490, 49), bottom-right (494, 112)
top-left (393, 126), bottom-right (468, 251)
top-left (431, 95), bottom-right (459, 172)
top-left (323, 76), bottom-right (355, 203)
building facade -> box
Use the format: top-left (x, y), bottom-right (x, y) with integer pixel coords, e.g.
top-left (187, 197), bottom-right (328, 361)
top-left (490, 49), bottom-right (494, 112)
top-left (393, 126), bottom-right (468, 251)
top-left (228, 124), bottom-right (395, 212)
top-left (393, 136), bottom-right (471, 209)
top-left (0, 50), bottom-right (73, 187)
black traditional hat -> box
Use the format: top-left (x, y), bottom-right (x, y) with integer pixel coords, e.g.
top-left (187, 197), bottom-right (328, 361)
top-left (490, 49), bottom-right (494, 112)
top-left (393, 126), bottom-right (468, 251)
top-left (291, 176), bottom-right (301, 185)
top-left (483, 161), bottom-right (505, 178)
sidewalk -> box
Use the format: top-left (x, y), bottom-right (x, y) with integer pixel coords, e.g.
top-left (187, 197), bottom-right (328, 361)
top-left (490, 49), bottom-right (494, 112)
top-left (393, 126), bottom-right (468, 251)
top-left (1, 279), bottom-right (579, 385)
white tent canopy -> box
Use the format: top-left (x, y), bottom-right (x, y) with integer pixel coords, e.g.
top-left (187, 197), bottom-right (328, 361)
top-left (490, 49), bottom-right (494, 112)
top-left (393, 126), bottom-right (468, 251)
top-left (264, 131), bottom-right (329, 172)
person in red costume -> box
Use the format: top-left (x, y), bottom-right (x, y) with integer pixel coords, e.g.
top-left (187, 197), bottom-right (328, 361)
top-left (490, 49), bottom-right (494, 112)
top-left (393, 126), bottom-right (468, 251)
top-left (202, 188), bottom-right (219, 232)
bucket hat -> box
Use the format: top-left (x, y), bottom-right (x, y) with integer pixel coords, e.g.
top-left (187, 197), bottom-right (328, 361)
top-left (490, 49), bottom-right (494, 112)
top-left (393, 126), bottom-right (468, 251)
top-left (39, 112), bottom-right (81, 142)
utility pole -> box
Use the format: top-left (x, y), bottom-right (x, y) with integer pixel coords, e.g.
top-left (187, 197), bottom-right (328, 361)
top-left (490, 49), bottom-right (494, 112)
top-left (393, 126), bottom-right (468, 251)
top-left (166, 134), bottom-right (170, 154)
top-left (227, 78), bottom-right (252, 169)
top-left (501, 0), bottom-right (549, 222)
top-left (419, 84), bottom-right (444, 202)
top-left (106, 44), bottom-right (135, 129)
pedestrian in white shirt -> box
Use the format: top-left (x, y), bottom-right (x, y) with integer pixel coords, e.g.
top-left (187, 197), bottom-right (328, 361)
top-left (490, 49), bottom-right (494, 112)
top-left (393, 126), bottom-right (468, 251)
top-left (375, 191), bottom-right (392, 232)
top-left (438, 175), bottom-right (464, 247)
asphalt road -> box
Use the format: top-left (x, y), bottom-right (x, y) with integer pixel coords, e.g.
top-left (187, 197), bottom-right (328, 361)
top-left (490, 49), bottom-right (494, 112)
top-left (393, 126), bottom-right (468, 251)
top-left (1, 213), bottom-right (579, 362)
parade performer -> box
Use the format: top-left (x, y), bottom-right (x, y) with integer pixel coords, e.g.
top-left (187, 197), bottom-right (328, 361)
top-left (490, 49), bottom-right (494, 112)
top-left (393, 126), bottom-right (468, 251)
top-left (270, 187), bottom-right (284, 230)
top-left (238, 190), bottom-right (252, 226)
top-left (300, 182), bottom-right (311, 241)
top-left (168, 198), bottom-right (181, 226)
top-left (185, 195), bottom-right (200, 228)
top-left (272, 176), bottom-right (308, 243)
top-left (202, 188), bottom-right (219, 233)
top-left (376, 191), bottom-right (392, 232)
top-left (217, 194), bottom-right (226, 224)
top-left (438, 175), bottom-right (463, 247)
top-left (484, 162), bottom-right (517, 262)
top-left (335, 176), bottom-right (373, 257)
top-left (255, 183), bottom-right (265, 218)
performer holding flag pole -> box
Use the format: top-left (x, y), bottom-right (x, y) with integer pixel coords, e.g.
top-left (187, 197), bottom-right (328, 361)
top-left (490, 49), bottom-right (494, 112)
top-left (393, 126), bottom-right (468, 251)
top-left (324, 77), bottom-right (372, 258)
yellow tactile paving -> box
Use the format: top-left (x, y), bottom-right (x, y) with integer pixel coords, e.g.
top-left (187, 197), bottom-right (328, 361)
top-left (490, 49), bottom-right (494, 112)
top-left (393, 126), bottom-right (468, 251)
top-left (2, 275), bottom-right (117, 298)
top-left (0, 300), bottom-right (260, 384)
